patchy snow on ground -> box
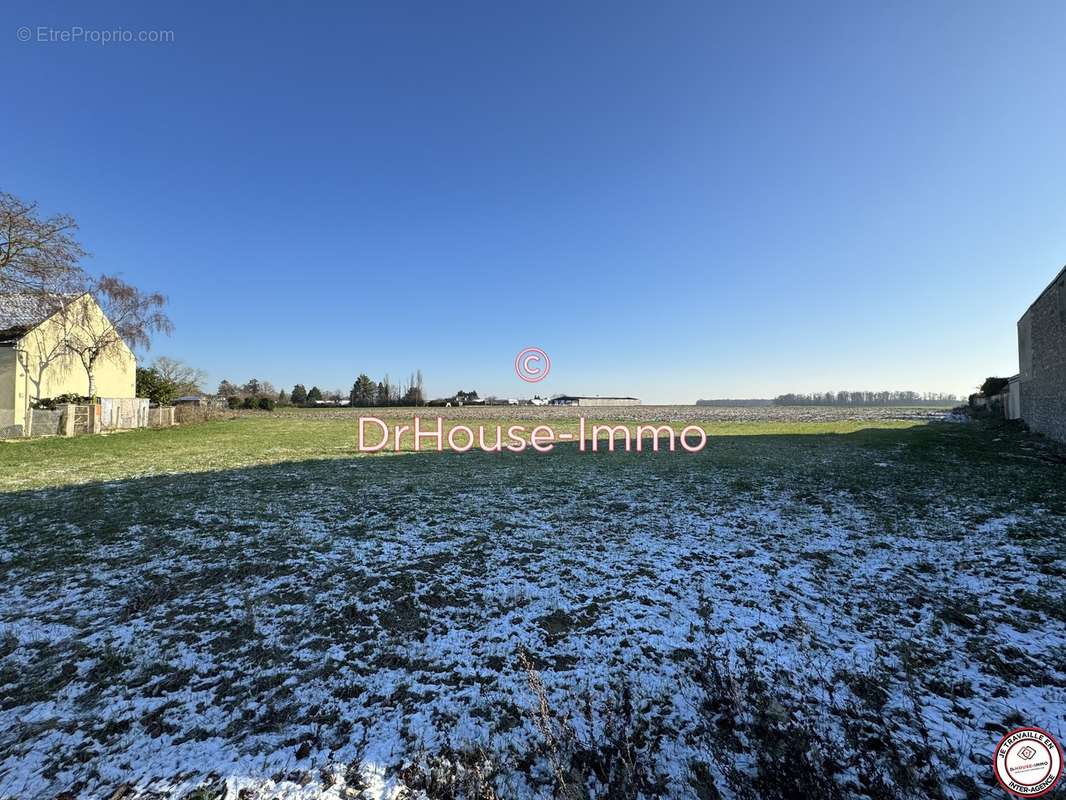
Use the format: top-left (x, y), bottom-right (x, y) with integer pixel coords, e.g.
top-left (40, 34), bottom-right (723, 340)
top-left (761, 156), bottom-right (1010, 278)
top-left (264, 404), bottom-right (954, 425)
top-left (0, 426), bottom-right (1064, 800)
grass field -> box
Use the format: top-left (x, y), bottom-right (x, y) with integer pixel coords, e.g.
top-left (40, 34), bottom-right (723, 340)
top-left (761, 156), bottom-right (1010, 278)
top-left (0, 406), bottom-right (942, 492)
top-left (0, 408), bottom-right (1063, 799)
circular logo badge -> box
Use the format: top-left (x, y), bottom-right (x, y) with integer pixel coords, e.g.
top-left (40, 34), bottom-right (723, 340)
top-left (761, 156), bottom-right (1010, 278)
top-left (514, 347), bottom-right (550, 383)
top-left (994, 727), bottom-right (1063, 797)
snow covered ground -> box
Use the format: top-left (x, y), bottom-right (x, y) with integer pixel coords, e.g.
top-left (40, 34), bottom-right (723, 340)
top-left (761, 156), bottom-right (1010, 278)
top-left (262, 404), bottom-right (954, 425)
top-left (0, 421), bottom-right (1063, 799)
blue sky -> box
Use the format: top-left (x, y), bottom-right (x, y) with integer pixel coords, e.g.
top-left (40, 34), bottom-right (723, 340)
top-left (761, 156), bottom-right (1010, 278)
top-left (4, 1), bottom-right (1065, 403)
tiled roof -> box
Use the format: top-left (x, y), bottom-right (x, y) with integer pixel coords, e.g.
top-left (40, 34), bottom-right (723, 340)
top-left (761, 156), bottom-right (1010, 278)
top-left (0, 293), bottom-right (75, 341)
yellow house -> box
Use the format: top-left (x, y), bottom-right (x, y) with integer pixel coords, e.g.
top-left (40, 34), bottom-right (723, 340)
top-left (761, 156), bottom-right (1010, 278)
top-left (0, 292), bottom-right (136, 437)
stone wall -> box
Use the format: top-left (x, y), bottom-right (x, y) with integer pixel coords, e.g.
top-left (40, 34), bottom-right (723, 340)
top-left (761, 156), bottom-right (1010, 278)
top-left (0, 408), bottom-right (21, 439)
top-left (1018, 266), bottom-right (1066, 443)
top-left (29, 409), bottom-right (64, 437)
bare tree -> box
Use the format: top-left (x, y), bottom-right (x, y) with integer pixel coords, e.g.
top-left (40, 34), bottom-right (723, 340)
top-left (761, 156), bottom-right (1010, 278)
top-left (0, 191), bottom-right (87, 299)
top-left (152, 356), bottom-right (207, 396)
top-left (64, 275), bottom-right (172, 398)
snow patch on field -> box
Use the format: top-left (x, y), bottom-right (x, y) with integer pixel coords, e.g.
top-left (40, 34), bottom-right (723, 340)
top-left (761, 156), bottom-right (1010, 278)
top-left (0, 445), bottom-right (1063, 799)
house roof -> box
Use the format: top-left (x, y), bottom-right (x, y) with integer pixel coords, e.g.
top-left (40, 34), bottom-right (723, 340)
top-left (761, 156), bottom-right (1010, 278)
top-left (0, 292), bottom-right (81, 343)
top-left (1019, 263), bottom-right (1066, 321)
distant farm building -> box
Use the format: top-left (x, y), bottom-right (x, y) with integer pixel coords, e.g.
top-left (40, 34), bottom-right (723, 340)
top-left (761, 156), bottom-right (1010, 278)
top-left (549, 395), bottom-right (640, 407)
top-left (1018, 264), bottom-right (1066, 442)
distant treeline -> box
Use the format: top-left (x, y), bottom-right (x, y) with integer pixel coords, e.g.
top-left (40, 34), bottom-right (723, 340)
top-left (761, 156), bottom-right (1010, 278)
top-left (772, 391), bottom-right (958, 406)
top-left (696, 399), bottom-right (774, 407)
top-left (217, 370), bottom-right (427, 407)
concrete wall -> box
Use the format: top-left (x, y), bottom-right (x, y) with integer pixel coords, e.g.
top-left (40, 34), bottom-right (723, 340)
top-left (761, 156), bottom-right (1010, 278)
top-left (29, 408), bottom-right (63, 437)
top-left (100, 397), bottom-right (149, 430)
top-left (148, 406), bottom-right (176, 427)
top-left (1007, 379), bottom-right (1022, 420)
top-left (1018, 266), bottom-right (1066, 442)
top-left (0, 346), bottom-right (18, 437)
top-left (1, 399), bottom-right (153, 440)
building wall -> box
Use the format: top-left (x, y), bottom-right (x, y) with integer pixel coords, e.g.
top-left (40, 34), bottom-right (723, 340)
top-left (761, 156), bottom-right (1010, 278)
top-left (1007, 379), bottom-right (1022, 420)
top-left (0, 346), bottom-right (18, 436)
top-left (575, 398), bottom-right (640, 407)
top-left (1018, 267), bottom-right (1066, 443)
top-left (10, 294), bottom-right (136, 428)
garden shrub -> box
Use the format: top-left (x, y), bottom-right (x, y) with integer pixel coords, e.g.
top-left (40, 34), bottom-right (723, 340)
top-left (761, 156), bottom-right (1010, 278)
top-left (32, 394), bottom-right (91, 410)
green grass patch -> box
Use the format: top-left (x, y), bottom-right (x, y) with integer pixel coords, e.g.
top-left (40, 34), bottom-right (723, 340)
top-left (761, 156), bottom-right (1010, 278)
top-left (0, 413), bottom-right (924, 492)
